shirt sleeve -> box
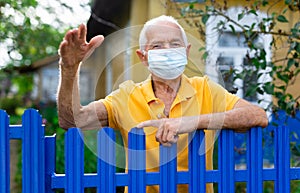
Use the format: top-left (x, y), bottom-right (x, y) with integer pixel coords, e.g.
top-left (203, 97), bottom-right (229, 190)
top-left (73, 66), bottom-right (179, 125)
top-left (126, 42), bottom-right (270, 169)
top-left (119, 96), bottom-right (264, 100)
top-left (205, 76), bottom-right (240, 112)
top-left (99, 80), bottom-right (137, 130)
top-left (99, 94), bottom-right (119, 129)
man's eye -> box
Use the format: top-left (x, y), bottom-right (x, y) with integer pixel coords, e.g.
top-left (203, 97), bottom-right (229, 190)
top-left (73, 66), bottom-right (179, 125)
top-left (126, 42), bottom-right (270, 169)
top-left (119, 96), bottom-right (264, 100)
top-left (152, 45), bottom-right (162, 49)
top-left (171, 43), bottom-right (181, 47)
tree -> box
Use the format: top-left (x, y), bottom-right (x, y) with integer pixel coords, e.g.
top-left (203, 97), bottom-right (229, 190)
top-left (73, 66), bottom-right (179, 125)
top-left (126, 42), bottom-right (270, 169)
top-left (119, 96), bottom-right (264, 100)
top-left (0, 0), bottom-right (89, 110)
top-left (177, 0), bottom-right (300, 117)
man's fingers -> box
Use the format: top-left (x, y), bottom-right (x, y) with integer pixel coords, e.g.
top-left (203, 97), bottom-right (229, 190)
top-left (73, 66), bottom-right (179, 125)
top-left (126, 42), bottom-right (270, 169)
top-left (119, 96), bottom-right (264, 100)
top-left (64, 30), bottom-right (73, 42)
top-left (162, 126), bottom-right (169, 143)
top-left (167, 131), bottom-right (178, 143)
top-left (136, 119), bottom-right (179, 145)
top-left (82, 35), bottom-right (104, 62)
top-left (70, 29), bottom-right (78, 44)
top-left (58, 40), bottom-right (69, 55)
top-left (88, 35), bottom-right (104, 50)
top-left (78, 24), bottom-right (86, 40)
top-left (136, 119), bottom-right (161, 128)
top-left (161, 142), bottom-right (172, 147)
top-left (155, 125), bottom-right (164, 143)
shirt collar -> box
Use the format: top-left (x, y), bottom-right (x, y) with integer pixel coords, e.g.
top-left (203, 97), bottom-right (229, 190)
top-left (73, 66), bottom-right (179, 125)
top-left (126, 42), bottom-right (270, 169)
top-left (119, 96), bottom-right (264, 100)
top-left (141, 74), bottom-right (196, 104)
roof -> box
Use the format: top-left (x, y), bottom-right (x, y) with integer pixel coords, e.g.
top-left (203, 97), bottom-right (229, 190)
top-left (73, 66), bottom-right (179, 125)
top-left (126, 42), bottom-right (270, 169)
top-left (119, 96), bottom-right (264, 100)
top-left (32, 55), bottom-right (59, 69)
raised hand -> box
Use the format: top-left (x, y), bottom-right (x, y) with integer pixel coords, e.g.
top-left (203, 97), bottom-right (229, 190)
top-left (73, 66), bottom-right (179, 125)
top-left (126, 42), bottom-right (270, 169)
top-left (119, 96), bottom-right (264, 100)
top-left (58, 24), bottom-right (104, 72)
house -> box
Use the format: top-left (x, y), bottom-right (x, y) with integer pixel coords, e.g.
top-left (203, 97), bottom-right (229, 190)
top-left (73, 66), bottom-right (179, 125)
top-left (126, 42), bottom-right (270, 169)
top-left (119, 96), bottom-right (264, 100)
top-left (81, 0), bottom-right (300, 167)
top-left (85, 0), bottom-right (300, 107)
top-left (32, 0), bottom-right (300, 108)
top-left (31, 55), bottom-right (98, 104)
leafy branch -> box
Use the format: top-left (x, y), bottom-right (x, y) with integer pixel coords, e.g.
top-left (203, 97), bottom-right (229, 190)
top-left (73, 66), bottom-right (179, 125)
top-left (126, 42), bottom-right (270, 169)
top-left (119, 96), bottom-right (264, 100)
top-left (177, 0), bottom-right (300, 117)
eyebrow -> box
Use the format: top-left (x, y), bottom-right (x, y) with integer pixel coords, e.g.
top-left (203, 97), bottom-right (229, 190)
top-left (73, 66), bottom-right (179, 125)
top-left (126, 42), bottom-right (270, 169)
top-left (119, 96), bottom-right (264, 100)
top-left (149, 38), bottom-right (183, 45)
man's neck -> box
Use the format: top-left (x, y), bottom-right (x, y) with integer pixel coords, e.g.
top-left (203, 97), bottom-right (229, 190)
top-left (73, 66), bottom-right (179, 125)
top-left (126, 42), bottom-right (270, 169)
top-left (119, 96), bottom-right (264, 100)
top-left (151, 75), bottom-right (181, 96)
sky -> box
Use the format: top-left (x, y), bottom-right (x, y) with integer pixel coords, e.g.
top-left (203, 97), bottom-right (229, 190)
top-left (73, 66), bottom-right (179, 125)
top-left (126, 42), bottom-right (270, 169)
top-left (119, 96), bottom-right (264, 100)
top-left (0, 0), bottom-right (91, 67)
top-left (37, 0), bottom-right (91, 27)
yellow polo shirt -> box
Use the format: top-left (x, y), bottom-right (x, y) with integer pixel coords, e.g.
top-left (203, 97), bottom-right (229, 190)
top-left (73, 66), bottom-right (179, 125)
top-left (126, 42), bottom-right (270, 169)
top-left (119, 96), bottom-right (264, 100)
top-left (100, 74), bottom-right (239, 193)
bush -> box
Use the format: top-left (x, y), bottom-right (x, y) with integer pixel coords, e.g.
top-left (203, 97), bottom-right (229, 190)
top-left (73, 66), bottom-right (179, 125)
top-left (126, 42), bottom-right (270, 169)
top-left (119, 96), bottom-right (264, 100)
top-left (0, 97), bottom-right (22, 115)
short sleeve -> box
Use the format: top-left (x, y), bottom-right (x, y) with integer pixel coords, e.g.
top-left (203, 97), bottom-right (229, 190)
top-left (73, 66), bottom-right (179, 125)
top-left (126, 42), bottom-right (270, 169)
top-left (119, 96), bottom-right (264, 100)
top-left (205, 76), bottom-right (240, 112)
top-left (98, 80), bottom-right (138, 131)
top-left (100, 94), bottom-right (119, 129)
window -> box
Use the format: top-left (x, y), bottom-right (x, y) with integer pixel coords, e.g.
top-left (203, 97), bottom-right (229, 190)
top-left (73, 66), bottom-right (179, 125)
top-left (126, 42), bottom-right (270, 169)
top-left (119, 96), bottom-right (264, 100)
top-left (216, 56), bottom-right (236, 94)
top-left (219, 32), bottom-right (248, 48)
top-left (205, 7), bottom-right (272, 107)
top-left (80, 71), bottom-right (93, 103)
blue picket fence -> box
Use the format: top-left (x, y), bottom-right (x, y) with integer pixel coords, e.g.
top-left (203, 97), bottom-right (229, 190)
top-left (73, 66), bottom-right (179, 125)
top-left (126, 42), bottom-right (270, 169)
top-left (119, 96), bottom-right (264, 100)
top-left (1, 108), bottom-right (300, 193)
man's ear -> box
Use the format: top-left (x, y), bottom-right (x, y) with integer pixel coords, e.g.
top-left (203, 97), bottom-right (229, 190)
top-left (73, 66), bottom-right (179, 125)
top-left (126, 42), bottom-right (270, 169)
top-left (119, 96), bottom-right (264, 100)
top-left (136, 49), bottom-right (148, 66)
top-left (186, 43), bottom-right (191, 57)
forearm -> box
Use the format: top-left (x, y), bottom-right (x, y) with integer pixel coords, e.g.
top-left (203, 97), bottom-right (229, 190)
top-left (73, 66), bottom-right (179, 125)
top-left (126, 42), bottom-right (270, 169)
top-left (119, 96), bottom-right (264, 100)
top-left (57, 65), bottom-right (109, 130)
top-left (197, 105), bottom-right (268, 130)
top-left (57, 65), bottom-right (82, 129)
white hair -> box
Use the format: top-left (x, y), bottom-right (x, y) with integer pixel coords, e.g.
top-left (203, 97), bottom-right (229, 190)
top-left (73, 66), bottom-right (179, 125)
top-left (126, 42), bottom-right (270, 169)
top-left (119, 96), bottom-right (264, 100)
top-left (139, 15), bottom-right (188, 51)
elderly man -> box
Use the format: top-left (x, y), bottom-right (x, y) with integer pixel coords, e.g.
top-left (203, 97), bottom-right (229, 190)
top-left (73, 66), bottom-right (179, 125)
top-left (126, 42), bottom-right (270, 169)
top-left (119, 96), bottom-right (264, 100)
top-left (57, 15), bottom-right (268, 193)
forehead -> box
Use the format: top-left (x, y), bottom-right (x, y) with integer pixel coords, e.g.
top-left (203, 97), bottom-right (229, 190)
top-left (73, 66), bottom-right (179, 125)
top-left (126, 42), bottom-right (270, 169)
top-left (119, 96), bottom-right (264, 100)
top-left (145, 22), bottom-right (183, 44)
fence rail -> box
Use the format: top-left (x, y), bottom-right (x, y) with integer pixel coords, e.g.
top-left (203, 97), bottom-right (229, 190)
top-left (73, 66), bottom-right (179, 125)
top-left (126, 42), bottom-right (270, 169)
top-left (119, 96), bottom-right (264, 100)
top-left (1, 109), bottom-right (300, 193)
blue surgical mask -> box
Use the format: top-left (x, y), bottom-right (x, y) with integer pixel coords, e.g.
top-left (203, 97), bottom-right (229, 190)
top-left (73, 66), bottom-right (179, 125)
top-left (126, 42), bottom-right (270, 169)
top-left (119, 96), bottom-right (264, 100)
top-left (147, 47), bottom-right (187, 80)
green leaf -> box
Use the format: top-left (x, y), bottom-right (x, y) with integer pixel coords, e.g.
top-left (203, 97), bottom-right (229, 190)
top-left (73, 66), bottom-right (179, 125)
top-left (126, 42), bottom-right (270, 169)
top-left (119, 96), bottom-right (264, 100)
top-left (262, 0), bottom-right (268, 6)
top-left (198, 47), bottom-right (206, 52)
top-left (245, 85), bottom-right (258, 97)
top-left (257, 87), bottom-right (264, 95)
top-left (296, 42), bottom-right (300, 52)
top-left (238, 12), bottom-right (245, 21)
top-left (202, 14), bottom-right (209, 25)
top-left (202, 51), bottom-right (208, 60)
top-left (277, 15), bottom-right (289, 23)
top-left (248, 9), bottom-right (258, 16)
top-left (285, 0), bottom-right (292, 4)
top-left (276, 71), bottom-right (290, 84)
top-left (263, 82), bottom-right (274, 95)
top-left (275, 85), bottom-right (285, 91)
top-left (229, 25), bottom-right (236, 34)
top-left (189, 3), bottom-right (194, 9)
top-left (275, 91), bottom-right (283, 99)
top-left (287, 59), bottom-right (295, 69)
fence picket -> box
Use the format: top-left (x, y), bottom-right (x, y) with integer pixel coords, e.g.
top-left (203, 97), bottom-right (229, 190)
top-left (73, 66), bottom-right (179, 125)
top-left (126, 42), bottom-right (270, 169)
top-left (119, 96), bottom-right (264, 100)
top-left (275, 125), bottom-right (290, 193)
top-left (45, 135), bottom-right (56, 193)
top-left (22, 109), bottom-right (45, 193)
top-left (128, 128), bottom-right (146, 193)
top-left (65, 128), bottom-right (84, 193)
top-left (247, 127), bottom-right (263, 193)
top-left (160, 143), bottom-right (177, 193)
top-left (0, 110), bottom-right (9, 193)
top-left (97, 127), bottom-right (116, 193)
top-left (219, 129), bottom-right (235, 193)
top-left (188, 130), bottom-right (206, 193)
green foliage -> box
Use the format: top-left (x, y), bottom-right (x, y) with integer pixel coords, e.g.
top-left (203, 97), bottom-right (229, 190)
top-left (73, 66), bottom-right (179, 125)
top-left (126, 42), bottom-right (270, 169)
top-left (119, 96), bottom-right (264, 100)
top-left (0, 1), bottom-right (67, 66)
top-left (0, 96), bottom-right (22, 115)
top-left (179, 0), bottom-right (300, 117)
top-left (0, 0), bottom-right (79, 109)
top-left (12, 73), bottom-right (34, 96)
